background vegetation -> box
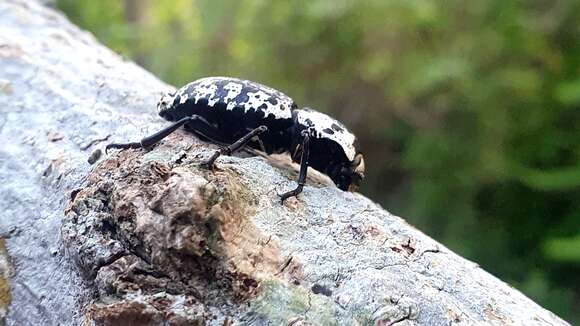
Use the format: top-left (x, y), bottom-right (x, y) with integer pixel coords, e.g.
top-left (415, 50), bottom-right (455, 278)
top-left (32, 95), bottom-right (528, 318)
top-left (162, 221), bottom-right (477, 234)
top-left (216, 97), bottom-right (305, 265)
top-left (56, 0), bottom-right (580, 322)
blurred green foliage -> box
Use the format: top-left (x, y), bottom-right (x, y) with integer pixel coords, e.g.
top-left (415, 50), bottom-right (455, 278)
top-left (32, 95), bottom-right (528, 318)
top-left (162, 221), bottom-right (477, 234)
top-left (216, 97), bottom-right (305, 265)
top-left (57, 0), bottom-right (580, 322)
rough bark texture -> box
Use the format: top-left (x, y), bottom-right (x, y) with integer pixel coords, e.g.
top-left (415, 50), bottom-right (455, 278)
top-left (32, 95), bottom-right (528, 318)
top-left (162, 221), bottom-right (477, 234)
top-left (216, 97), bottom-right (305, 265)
top-left (0, 1), bottom-right (570, 325)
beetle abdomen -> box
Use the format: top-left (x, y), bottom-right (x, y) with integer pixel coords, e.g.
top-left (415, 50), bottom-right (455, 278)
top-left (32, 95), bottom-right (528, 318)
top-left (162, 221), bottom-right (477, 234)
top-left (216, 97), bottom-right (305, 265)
top-left (160, 77), bottom-right (296, 122)
top-left (158, 77), bottom-right (297, 152)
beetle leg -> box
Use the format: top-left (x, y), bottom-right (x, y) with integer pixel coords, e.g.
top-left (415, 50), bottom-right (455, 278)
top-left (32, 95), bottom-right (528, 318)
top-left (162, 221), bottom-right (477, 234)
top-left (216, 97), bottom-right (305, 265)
top-left (201, 125), bottom-right (268, 169)
top-left (279, 131), bottom-right (310, 204)
top-left (106, 115), bottom-right (214, 154)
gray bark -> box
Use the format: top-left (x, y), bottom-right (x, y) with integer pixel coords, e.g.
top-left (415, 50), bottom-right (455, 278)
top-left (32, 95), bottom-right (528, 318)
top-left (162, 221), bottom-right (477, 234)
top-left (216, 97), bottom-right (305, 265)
top-left (0, 1), bottom-right (570, 325)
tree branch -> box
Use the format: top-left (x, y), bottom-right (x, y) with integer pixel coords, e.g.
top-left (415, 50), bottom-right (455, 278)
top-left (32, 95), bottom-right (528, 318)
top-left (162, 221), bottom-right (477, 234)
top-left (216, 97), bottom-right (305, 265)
top-left (0, 1), bottom-right (569, 325)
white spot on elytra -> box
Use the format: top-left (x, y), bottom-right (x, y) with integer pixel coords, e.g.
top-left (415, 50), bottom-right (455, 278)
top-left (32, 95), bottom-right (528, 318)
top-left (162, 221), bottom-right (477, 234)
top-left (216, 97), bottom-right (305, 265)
top-left (226, 101), bottom-right (237, 111)
top-left (223, 82), bottom-right (243, 102)
top-left (243, 90), bottom-right (271, 110)
top-left (179, 93), bottom-right (189, 104)
top-left (193, 82), bottom-right (218, 105)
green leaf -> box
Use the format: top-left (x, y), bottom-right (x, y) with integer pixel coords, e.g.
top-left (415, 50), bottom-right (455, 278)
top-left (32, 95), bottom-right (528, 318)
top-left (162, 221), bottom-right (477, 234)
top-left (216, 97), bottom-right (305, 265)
top-left (543, 235), bottom-right (580, 263)
top-left (513, 164), bottom-right (580, 191)
top-left (555, 79), bottom-right (580, 105)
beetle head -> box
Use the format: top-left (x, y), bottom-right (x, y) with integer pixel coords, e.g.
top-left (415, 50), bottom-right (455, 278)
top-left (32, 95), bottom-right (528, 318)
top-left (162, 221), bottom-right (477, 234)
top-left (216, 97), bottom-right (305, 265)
top-left (330, 153), bottom-right (365, 192)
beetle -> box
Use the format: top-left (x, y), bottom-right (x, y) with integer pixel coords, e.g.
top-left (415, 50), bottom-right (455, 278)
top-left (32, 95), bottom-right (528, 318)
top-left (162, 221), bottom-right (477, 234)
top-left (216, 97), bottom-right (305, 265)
top-left (106, 77), bottom-right (365, 203)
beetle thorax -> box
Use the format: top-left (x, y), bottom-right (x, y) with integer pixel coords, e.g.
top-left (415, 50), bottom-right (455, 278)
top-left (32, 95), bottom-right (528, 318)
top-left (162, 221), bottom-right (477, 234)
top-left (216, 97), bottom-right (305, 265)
top-left (295, 108), bottom-right (357, 161)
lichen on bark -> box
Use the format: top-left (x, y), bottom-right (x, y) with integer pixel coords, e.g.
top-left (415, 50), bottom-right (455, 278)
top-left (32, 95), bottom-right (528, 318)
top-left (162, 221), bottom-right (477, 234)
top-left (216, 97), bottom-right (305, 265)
top-left (0, 239), bottom-right (11, 325)
top-left (63, 133), bottom-right (303, 324)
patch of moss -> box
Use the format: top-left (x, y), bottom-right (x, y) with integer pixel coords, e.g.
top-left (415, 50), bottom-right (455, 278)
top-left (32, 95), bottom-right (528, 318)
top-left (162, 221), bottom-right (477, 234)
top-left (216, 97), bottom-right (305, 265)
top-left (0, 238), bottom-right (12, 321)
top-left (202, 167), bottom-right (257, 253)
top-left (220, 168), bottom-right (256, 209)
top-left (248, 278), bottom-right (343, 326)
top-left (0, 277), bottom-right (10, 312)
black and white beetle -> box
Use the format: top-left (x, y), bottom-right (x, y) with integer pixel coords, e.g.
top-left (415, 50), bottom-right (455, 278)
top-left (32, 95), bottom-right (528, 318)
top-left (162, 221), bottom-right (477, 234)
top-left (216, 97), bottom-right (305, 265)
top-left (106, 77), bottom-right (365, 203)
